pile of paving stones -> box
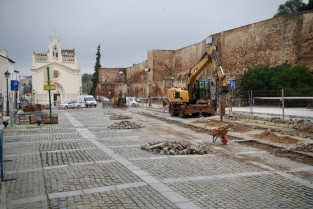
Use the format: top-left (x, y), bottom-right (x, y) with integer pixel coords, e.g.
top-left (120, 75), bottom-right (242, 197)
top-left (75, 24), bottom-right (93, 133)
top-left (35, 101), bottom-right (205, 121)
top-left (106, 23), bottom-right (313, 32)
top-left (109, 114), bottom-right (132, 120)
top-left (108, 120), bottom-right (144, 129)
top-left (141, 141), bottom-right (210, 155)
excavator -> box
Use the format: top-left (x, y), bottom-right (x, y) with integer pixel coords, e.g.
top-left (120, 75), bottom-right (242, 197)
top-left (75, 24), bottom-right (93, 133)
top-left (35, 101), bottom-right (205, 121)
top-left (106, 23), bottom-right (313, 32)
top-left (113, 91), bottom-right (126, 108)
top-left (167, 46), bottom-right (228, 120)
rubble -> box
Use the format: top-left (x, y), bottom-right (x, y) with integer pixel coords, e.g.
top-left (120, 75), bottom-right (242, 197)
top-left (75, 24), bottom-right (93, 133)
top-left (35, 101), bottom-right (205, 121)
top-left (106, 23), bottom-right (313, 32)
top-left (141, 140), bottom-right (210, 155)
top-left (292, 144), bottom-right (313, 153)
top-left (109, 114), bottom-right (132, 120)
top-left (108, 120), bottom-right (144, 129)
top-left (231, 112), bottom-right (312, 125)
top-left (104, 111), bottom-right (115, 115)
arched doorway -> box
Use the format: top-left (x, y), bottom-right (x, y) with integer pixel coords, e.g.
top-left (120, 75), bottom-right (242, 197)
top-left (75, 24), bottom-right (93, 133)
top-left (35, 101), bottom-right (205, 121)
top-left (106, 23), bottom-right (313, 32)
top-left (52, 82), bottom-right (64, 106)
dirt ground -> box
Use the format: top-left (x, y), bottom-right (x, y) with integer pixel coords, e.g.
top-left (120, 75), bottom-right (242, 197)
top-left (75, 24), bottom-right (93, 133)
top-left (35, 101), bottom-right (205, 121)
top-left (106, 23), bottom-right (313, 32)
top-left (240, 141), bottom-right (313, 166)
top-left (252, 130), bottom-right (300, 144)
top-left (231, 124), bottom-right (252, 132)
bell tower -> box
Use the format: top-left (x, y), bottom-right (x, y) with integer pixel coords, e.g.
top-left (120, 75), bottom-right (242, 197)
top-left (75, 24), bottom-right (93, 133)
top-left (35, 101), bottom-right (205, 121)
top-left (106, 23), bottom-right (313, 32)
top-left (48, 36), bottom-right (62, 63)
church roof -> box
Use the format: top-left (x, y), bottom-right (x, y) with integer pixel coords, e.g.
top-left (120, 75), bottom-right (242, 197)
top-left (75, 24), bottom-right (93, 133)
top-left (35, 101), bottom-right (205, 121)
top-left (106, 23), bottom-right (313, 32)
top-left (0, 54), bottom-right (15, 63)
top-left (61, 49), bottom-right (75, 55)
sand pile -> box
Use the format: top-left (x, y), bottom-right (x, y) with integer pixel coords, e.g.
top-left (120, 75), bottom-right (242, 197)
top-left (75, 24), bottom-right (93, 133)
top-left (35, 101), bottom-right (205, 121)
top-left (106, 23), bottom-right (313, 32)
top-left (254, 130), bottom-right (299, 144)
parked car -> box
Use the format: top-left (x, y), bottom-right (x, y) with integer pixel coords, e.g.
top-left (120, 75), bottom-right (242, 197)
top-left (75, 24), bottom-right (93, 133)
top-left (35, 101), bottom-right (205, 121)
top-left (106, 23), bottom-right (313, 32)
top-left (126, 97), bottom-right (138, 107)
top-left (58, 101), bottom-right (81, 109)
top-left (96, 96), bottom-right (104, 102)
top-left (77, 95), bottom-right (97, 108)
top-left (101, 97), bottom-right (110, 103)
top-left (101, 97), bottom-right (112, 108)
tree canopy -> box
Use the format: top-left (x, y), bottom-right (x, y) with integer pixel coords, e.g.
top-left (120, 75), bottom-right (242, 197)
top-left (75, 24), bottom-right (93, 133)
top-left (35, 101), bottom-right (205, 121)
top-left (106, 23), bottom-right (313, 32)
top-left (274, 0), bottom-right (313, 17)
top-left (242, 62), bottom-right (313, 90)
top-left (89, 45), bottom-right (101, 95)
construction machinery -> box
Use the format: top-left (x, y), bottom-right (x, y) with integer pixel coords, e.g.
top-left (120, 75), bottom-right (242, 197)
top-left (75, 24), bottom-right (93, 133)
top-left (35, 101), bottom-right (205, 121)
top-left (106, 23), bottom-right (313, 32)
top-left (168, 46), bottom-right (228, 120)
top-left (113, 91), bottom-right (126, 108)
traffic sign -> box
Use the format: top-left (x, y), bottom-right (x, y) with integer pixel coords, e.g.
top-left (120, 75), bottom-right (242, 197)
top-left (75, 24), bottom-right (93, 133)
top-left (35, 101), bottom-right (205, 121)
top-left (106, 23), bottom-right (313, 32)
top-left (229, 80), bottom-right (235, 90)
top-left (11, 80), bottom-right (19, 91)
top-left (44, 85), bottom-right (56, 90)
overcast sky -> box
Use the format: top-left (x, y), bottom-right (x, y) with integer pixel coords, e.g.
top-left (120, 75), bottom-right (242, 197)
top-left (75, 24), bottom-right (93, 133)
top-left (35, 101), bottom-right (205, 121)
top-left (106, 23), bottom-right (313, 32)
top-left (1, 0), bottom-right (298, 76)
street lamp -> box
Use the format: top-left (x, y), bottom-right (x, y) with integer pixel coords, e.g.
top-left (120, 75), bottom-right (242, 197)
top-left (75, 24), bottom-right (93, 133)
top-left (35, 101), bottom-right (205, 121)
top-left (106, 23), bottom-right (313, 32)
top-left (4, 70), bottom-right (10, 116)
top-left (148, 80), bottom-right (152, 106)
top-left (170, 74), bottom-right (175, 87)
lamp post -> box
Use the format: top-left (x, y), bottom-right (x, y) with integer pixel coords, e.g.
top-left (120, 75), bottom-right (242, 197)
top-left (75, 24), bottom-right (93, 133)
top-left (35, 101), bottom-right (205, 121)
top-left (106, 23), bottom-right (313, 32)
top-left (170, 74), bottom-right (175, 87)
top-left (148, 80), bottom-right (152, 107)
top-left (4, 70), bottom-right (11, 116)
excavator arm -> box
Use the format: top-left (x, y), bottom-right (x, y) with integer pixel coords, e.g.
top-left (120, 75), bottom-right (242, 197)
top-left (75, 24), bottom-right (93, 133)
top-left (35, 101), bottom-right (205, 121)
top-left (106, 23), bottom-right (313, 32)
top-left (186, 47), bottom-right (228, 97)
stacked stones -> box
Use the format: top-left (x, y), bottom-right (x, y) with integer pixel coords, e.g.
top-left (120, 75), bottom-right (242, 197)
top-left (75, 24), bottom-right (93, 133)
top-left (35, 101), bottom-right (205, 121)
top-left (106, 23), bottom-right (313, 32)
top-left (108, 120), bottom-right (144, 129)
top-left (141, 141), bottom-right (210, 155)
top-left (109, 114), bottom-right (132, 120)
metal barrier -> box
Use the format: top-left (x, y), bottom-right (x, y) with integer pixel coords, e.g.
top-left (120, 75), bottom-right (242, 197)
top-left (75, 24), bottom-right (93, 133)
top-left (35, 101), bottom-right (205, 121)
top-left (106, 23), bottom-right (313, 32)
top-left (0, 126), bottom-right (16, 181)
top-left (230, 88), bottom-right (313, 120)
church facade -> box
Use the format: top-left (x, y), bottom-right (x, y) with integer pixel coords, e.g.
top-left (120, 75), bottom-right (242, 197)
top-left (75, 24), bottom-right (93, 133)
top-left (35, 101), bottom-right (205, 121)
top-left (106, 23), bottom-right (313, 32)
top-left (31, 37), bottom-right (82, 106)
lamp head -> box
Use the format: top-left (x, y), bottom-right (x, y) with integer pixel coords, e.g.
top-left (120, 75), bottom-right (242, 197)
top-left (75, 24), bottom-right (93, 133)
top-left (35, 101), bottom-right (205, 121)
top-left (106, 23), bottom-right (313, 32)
top-left (4, 70), bottom-right (10, 79)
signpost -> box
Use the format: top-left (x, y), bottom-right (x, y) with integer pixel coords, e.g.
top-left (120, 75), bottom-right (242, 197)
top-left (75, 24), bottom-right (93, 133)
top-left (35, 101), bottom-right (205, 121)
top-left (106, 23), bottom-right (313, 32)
top-left (229, 80), bottom-right (235, 115)
top-left (11, 80), bottom-right (19, 109)
top-left (10, 80), bottom-right (19, 91)
top-left (43, 67), bottom-right (55, 124)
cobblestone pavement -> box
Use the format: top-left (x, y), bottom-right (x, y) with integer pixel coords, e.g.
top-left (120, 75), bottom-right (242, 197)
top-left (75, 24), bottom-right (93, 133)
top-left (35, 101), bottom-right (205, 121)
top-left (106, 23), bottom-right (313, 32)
top-left (1, 106), bottom-right (313, 208)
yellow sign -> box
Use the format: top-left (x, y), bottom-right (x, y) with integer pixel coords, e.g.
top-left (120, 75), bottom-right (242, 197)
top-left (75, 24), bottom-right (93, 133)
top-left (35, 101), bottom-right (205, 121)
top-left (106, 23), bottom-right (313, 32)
top-left (44, 85), bottom-right (56, 90)
top-left (43, 67), bottom-right (54, 84)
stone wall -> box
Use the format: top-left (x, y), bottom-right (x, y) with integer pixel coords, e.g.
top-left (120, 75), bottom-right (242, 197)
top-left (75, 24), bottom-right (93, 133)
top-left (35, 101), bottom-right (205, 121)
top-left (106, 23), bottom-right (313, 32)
top-left (97, 68), bottom-right (126, 97)
top-left (210, 11), bottom-right (313, 74)
top-left (97, 11), bottom-right (313, 98)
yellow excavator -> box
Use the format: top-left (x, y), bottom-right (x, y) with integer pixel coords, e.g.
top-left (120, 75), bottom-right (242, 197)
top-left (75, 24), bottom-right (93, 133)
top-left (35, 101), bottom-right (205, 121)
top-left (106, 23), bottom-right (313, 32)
top-left (113, 91), bottom-right (126, 108)
top-left (168, 46), bottom-right (228, 120)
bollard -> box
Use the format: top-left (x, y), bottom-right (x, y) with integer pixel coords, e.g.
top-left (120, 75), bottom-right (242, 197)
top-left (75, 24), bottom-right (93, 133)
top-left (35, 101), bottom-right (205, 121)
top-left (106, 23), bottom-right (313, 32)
top-left (10, 109), bottom-right (18, 127)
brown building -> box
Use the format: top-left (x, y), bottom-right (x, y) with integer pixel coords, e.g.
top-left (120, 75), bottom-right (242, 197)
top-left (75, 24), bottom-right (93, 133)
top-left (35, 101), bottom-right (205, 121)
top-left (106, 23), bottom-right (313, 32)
top-left (97, 11), bottom-right (313, 99)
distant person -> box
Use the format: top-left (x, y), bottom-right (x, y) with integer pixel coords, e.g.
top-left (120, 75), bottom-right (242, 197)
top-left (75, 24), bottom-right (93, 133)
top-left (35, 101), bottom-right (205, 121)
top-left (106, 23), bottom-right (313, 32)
top-left (162, 98), bottom-right (167, 113)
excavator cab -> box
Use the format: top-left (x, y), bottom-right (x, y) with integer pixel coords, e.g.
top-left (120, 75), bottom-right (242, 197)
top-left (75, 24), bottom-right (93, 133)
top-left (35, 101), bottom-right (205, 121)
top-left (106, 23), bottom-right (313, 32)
top-left (121, 93), bottom-right (126, 104)
top-left (113, 92), bottom-right (127, 108)
top-left (192, 79), bottom-right (211, 102)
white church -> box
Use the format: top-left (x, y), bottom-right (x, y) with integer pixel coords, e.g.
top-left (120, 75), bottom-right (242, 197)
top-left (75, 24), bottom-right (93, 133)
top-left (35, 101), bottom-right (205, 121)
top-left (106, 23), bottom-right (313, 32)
top-left (31, 36), bottom-right (82, 106)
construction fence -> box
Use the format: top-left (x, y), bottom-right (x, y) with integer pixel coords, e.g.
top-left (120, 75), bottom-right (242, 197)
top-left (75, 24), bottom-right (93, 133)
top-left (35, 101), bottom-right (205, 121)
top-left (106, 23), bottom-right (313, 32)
top-left (228, 88), bottom-right (313, 119)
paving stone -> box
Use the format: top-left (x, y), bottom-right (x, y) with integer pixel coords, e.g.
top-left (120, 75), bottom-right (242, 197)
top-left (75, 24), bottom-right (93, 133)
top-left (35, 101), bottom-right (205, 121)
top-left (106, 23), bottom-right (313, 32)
top-left (132, 155), bottom-right (267, 180)
top-left (43, 162), bottom-right (142, 193)
top-left (168, 173), bottom-right (313, 209)
top-left (41, 148), bottom-right (112, 167)
top-left (2, 107), bottom-right (313, 209)
top-left (49, 186), bottom-right (179, 209)
top-left (5, 171), bottom-right (45, 201)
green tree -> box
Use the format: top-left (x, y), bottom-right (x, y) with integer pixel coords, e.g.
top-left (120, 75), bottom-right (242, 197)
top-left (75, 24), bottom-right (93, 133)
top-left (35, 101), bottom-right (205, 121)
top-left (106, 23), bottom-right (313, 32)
top-left (89, 45), bottom-right (101, 95)
top-left (274, 0), bottom-right (311, 17)
top-left (242, 63), bottom-right (313, 90)
top-left (242, 63), bottom-right (288, 90)
top-left (274, 65), bottom-right (313, 89)
top-left (82, 73), bottom-right (92, 83)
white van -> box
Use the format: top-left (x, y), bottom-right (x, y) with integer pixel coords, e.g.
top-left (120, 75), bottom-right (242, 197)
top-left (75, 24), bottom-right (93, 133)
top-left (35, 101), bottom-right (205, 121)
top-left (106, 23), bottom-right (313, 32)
top-left (77, 95), bottom-right (97, 108)
top-left (126, 97), bottom-right (138, 107)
